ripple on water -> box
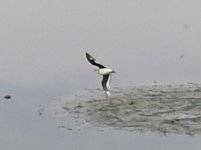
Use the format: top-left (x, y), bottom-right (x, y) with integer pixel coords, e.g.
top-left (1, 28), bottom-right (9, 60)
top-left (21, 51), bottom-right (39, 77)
top-left (47, 84), bottom-right (201, 135)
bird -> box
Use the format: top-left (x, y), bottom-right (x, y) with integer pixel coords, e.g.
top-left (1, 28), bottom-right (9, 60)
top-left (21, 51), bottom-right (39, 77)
top-left (86, 52), bottom-right (116, 99)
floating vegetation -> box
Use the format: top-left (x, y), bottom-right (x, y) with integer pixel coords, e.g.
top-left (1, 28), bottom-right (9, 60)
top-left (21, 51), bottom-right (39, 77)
top-left (47, 84), bottom-right (201, 135)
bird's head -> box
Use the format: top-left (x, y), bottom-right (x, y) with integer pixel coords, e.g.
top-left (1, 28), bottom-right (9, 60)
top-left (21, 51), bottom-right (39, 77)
top-left (111, 70), bottom-right (116, 73)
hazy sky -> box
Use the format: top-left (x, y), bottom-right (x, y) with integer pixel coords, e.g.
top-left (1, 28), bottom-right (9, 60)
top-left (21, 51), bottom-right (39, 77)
top-left (0, 0), bottom-right (201, 87)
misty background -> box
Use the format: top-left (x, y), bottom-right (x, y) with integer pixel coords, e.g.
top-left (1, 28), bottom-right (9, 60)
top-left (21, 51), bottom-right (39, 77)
top-left (0, 0), bottom-right (201, 90)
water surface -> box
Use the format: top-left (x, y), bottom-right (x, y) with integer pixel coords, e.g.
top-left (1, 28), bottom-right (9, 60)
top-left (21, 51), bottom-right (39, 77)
top-left (1, 0), bottom-right (201, 149)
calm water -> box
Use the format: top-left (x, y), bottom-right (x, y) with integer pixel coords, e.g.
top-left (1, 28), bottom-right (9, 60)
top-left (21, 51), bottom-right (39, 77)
top-left (1, 0), bottom-right (201, 149)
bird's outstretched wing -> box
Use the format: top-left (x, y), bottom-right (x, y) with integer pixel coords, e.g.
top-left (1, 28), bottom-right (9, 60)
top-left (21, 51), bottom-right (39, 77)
top-left (102, 74), bottom-right (111, 91)
top-left (86, 52), bottom-right (106, 69)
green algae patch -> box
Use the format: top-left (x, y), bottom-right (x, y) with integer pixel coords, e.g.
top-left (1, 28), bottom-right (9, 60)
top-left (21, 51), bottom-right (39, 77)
top-left (48, 84), bottom-right (201, 135)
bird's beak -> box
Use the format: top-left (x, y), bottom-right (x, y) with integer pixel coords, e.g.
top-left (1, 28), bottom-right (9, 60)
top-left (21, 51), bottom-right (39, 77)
top-left (112, 70), bottom-right (116, 73)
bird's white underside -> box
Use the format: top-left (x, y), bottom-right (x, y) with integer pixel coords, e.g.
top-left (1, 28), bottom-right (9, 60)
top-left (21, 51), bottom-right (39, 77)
top-left (98, 68), bottom-right (113, 75)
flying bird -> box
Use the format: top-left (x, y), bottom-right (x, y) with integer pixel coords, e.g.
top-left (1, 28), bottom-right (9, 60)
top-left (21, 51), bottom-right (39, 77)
top-left (86, 52), bottom-right (116, 98)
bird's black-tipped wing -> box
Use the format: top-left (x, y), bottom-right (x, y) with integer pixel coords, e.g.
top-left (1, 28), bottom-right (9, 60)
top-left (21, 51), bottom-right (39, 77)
top-left (86, 52), bottom-right (106, 69)
top-left (102, 74), bottom-right (110, 91)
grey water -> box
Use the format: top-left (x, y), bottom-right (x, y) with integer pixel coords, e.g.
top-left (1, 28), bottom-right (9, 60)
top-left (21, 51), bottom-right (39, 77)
top-left (1, 0), bottom-right (201, 149)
